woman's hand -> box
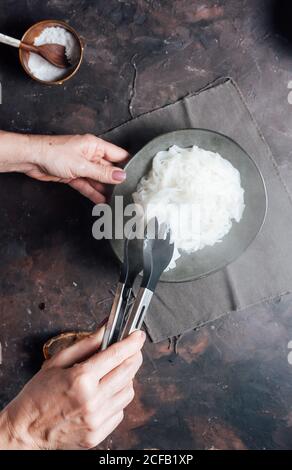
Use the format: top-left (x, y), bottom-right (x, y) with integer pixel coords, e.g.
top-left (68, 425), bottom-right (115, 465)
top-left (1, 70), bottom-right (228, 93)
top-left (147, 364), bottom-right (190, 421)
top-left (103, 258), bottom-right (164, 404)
top-left (0, 131), bottom-right (129, 204)
top-left (0, 328), bottom-right (145, 450)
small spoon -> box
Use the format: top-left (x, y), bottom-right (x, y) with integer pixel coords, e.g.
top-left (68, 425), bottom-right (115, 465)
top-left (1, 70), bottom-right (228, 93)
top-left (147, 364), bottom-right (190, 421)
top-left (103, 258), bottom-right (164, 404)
top-left (0, 32), bottom-right (69, 68)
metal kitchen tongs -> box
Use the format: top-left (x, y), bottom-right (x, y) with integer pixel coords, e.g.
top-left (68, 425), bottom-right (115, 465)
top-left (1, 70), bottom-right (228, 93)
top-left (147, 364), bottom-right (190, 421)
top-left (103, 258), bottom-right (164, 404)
top-left (101, 218), bottom-right (174, 350)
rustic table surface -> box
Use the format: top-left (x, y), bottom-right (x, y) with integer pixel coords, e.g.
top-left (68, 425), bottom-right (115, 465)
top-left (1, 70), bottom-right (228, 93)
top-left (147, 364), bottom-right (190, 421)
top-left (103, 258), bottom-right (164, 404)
top-left (0, 0), bottom-right (292, 450)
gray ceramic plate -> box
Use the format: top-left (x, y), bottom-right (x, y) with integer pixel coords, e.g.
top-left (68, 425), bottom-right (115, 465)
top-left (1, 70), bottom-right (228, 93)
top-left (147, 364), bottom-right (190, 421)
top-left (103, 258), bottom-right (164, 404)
top-left (110, 129), bottom-right (267, 283)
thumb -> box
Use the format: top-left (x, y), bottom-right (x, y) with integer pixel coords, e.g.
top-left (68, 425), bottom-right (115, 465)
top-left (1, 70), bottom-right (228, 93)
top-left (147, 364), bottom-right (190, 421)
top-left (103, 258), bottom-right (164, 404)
top-left (44, 326), bottom-right (106, 369)
top-left (80, 161), bottom-right (126, 184)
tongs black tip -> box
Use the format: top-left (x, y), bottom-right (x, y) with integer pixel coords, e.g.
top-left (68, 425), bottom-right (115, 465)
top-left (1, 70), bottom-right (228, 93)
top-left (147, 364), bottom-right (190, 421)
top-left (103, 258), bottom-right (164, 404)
top-left (101, 218), bottom-right (174, 349)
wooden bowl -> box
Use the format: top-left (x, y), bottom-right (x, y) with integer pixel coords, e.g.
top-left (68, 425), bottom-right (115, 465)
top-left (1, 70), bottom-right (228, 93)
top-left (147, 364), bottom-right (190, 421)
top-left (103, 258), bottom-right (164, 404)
top-left (43, 331), bottom-right (91, 360)
top-left (19, 19), bottom-right (84, 85)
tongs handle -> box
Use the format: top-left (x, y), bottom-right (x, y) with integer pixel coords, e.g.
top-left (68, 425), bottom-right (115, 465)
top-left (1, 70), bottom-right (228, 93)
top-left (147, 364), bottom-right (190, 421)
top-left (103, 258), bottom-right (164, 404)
top-left (101, 282), bottom-right (125, 351)
top-left (119, 287), bottom-right (153, 340)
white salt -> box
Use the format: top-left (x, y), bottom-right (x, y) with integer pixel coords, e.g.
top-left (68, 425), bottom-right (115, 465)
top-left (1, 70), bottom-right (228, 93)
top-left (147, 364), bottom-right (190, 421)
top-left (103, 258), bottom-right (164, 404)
top-left (27, 26), bottom-right (79, 82)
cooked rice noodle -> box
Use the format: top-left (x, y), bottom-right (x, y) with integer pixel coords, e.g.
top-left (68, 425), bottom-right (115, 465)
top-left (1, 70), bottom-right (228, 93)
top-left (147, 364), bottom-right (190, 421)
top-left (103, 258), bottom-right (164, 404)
top-left (133, 145), bottom-right (245, 270)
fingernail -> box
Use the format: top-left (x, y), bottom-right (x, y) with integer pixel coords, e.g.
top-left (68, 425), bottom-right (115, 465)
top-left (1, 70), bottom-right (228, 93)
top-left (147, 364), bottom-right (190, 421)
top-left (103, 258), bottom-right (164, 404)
top-left (113, 170), bottom-right (126, 182)
top-left (139, 330), bottom-right (146, 342)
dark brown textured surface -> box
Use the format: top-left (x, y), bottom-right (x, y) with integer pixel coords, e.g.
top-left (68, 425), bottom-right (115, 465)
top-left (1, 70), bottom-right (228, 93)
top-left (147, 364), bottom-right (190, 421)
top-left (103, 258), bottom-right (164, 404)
top-left (0, 0), bottom-right (292, 450)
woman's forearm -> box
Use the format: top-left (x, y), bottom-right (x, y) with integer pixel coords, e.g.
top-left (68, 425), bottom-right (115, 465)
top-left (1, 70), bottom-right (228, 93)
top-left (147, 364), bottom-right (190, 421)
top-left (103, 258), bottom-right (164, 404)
top-left (0, 130), bottom-right (39, 174)
top-left (0, 131), bottom-right (129, 203)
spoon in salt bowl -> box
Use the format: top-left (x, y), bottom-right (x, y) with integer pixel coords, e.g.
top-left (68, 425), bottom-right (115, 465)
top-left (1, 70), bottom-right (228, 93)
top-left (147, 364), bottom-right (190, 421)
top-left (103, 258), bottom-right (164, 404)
top-left (0, 32), bottom-right (69, 68)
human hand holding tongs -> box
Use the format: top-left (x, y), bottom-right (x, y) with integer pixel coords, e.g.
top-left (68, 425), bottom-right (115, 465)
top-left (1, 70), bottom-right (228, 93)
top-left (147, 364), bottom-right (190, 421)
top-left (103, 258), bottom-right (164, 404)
top-left (101, 218), bottom-right (174, 350)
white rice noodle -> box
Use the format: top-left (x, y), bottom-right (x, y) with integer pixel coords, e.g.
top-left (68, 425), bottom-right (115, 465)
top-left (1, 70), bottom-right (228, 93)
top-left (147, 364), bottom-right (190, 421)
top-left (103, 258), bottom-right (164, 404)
top-left (132, 145), bottom-right (245, 270)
